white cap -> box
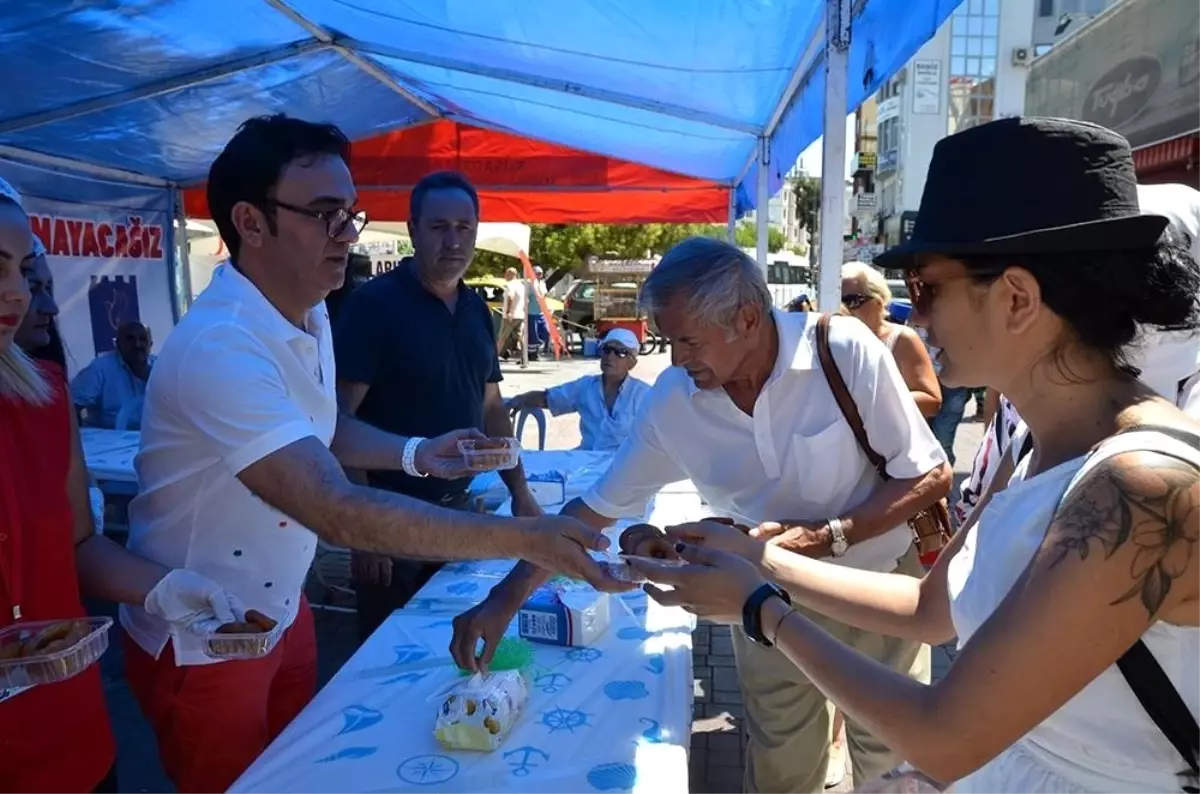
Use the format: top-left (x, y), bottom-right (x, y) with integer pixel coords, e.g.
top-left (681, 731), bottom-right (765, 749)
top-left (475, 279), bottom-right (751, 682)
top-left (601, 328), bottom-right (640, 353)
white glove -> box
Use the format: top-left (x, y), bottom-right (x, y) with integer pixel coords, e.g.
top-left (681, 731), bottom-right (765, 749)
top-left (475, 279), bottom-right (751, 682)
top-left (144, 569), bottom-right (246, 636)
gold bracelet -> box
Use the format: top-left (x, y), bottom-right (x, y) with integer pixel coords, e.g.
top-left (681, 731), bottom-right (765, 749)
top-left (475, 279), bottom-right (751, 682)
top-left (770, 605), bottom-right (795, 645)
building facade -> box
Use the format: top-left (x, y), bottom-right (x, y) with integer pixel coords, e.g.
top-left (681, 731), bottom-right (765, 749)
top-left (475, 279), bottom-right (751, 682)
top-left (868, 0), bottom-right (1038, 257)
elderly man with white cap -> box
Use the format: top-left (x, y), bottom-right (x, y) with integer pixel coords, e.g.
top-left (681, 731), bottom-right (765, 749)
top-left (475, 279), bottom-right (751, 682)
top-left (507, 327), bottom-right (650, 451)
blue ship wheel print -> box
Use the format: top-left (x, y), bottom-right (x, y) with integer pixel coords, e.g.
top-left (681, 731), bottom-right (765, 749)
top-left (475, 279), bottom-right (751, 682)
top-left (534, 672), bottom-right (572, 694)
top-left (503, 745), bottom-right (550, 777)
top-left (539, 706), bottom-right (591, 734)
top-left (565, 646), bottom-right (602, 663)
top-left (397, 754), bottom-right (459, 785)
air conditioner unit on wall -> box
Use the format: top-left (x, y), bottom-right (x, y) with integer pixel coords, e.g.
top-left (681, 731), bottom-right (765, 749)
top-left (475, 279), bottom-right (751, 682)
top-left (1012, 47), bottom-right (1032, 66)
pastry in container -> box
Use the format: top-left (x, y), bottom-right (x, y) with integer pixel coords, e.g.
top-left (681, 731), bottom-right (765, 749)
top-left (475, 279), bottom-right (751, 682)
top-left (457, 437), bottom-right (521, 472)
top-left (435, 671), bottom-right (529, 751)
top-left (203, 609), bottom-right (282, 660)
top-left (0, 617), bottom-right (112, 688)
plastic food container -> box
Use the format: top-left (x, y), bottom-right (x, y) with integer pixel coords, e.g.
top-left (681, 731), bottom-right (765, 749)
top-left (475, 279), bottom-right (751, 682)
top-left (458, 438), bottom-right (521, 472)
top-left (203, 612), bottom-right (284, 660)
top-left (0, 617), bottom-right (112, 688)
top-left (600, 554), bottom-right (687, 584)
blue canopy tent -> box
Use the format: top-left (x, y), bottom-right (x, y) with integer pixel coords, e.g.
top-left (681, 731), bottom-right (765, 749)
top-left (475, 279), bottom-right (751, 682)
top-left (0, 0), bottom-right (962, 337)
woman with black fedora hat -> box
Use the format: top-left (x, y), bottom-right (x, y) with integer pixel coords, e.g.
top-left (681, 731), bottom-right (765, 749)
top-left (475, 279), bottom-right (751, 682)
top-left (629, 117), bottom-right (1200, 792)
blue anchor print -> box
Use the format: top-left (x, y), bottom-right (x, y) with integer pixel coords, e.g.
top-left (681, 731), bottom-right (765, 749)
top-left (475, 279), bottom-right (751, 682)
top-left (534, 672), bottom-right (572, 694)
top-left (643, 654), bottom-right (665, 675)
top-left (503, 745), bottom-right (550, 777)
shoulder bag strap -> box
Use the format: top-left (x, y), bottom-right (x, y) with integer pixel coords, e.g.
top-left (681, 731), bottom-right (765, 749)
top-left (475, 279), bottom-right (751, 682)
top-left (1117, 640), bottom-right (1199, 792)
top-left (814, 314), bottom-right (890, 481)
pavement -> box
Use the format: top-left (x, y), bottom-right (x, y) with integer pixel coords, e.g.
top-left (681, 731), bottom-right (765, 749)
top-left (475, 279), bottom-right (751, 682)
top-left (99, 345), bottom-right (985, 793)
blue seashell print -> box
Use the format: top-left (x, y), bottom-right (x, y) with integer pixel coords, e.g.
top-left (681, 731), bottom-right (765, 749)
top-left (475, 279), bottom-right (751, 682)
top-left (603, 680), bottom-right (649, 701)
top-left (338, 705), bottom-right (383, 735)
top-left (588, 762), bottom-right (638, 791)
top-left (315, 746), bottom-right (377, 763)
top-left (446, 580), bottom-right (480, 596)
top-left (617, 626), bottom-right (653, 641)
top-left (643, 654), bottom-right (665, 675)
top-left (392, 644), bottom-right (429, 666)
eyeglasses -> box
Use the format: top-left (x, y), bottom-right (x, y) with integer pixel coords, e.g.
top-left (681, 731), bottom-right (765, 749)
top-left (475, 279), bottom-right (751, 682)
top-left (265, 199), bottom-right (369, 240)
top-left (904, 267), bottom-right (1007, 316)
top-left (601, 345), bottom-right (633, 359)
top-left (841, 293), bottom-right (872, 310)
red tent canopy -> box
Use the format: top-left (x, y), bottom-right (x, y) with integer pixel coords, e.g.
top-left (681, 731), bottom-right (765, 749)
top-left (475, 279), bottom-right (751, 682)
top-left (183, 120), bottom-right (730, 224)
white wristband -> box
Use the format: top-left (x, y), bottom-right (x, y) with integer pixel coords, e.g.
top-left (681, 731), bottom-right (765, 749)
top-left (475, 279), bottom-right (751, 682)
top-left (402, 436), bottom-right (428, 478)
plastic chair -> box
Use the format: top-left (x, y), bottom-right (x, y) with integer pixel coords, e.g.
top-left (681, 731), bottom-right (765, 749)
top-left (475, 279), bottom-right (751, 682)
top-left (510, 406), bottom-right (547, 451)
top-left (306, 539), bottom-right (357, 613)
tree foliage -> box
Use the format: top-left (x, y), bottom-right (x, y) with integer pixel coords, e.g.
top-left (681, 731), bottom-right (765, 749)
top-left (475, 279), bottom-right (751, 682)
top-left (467, 222), bottom-right (787, 282)
top-left (791, 176), bottom-right (821, 236)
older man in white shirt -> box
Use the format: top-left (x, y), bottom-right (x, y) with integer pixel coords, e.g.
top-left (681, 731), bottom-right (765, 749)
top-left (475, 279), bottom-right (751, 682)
top-left (120, 114), bottom-right (621, 794)
top-left (506, 327), bottom-right (650, 452)
top-left (453, 237), bottom-right (951, 792)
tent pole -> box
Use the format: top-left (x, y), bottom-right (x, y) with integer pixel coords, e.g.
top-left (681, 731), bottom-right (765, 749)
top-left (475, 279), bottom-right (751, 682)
top-left (173, 189), bottom-right (194, 319)
top-left (817, 0), bottom-right (852, 312)
top-left (726, 190), bottom-right (737, 245)
top-left (755, 137), bottom-right (770, 271)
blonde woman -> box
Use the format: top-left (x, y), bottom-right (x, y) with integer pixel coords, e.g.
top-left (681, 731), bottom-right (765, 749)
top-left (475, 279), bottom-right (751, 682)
top-left (0, 180), bottom-right (240, 791)
top-left (841, 261), bottom-right (942, 417)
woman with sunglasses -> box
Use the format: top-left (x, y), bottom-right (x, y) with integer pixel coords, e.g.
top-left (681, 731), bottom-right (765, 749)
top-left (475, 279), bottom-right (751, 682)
top-left (631, 118), bottom-right (1200, 792)
top-left (841, 261), bottom-right (942, 418)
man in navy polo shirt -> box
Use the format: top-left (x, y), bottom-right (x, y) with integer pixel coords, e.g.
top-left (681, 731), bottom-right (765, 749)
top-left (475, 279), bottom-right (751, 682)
top-left (334, 171), bottom-right (543, 640)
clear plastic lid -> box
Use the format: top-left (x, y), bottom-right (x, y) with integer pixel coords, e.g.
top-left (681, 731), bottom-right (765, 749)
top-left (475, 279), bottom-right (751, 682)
top-left (0, 616), bottom-right (112, 688)
top-left (457, 437), bottom-right (521, 472)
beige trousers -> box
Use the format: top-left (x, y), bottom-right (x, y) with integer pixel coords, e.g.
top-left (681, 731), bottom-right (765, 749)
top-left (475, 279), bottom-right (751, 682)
top-left (733, 547), bottom-right (931, 793)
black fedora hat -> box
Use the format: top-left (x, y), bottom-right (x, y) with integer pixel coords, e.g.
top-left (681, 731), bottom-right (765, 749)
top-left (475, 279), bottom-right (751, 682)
top-left (874, 117), bottom-right (1169, 271)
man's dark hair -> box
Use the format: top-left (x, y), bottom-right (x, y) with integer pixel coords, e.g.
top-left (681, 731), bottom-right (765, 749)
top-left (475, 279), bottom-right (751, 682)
top-left (409, 170), bottom-right (479, 224)
top-left (207, 114), bottom-right (352, 262)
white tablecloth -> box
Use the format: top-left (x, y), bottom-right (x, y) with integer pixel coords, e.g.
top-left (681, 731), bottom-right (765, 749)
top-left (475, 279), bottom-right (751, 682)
top-left (80, 427), bottom-right (140, 483)
top-left (235, 453), bottom-right (710, 793)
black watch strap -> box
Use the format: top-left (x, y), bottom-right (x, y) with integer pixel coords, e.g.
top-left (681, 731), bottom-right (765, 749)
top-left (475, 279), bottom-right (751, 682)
top-left (742, 583), bottom-right (791, 646)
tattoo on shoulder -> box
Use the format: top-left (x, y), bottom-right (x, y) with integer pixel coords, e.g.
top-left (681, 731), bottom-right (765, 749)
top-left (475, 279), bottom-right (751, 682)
top-left (1048, 453), bottom-right (1199, 618)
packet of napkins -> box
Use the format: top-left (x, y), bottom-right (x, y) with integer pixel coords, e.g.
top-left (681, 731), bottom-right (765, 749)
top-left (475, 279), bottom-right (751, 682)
top-left (434, 670), bottom-right (529, 752)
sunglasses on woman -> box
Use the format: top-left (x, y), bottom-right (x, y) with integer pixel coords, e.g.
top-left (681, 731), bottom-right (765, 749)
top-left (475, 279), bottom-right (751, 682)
top-left (841, 293), bottom-right (872, 310)
top-left (904, 266), bottom-right (1008, 316)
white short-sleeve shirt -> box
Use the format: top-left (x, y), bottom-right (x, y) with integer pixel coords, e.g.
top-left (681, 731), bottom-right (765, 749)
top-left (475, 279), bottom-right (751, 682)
top-left (503, 279), bottom-right (527, 319)
top-left (582, 311), bottom-right (947, 572)
top-left (120, 263), bottom-right (338, 665)
top-left (545, 373), bottom-right (651, 452)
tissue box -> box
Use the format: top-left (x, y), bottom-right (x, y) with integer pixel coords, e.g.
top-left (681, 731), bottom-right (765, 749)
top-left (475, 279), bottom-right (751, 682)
top-left (435, 671), bottom-right (529, 752)
top-left (526, 470), bottom-right (567, 506)
top-left (518, 584), bottom-right (610, 647)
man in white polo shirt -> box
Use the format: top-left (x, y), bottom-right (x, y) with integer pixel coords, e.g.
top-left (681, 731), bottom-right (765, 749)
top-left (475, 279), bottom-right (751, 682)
top-left (120, 115), bottom-right (621, 794)
top-left (453, 237), bottom-right (951, 792)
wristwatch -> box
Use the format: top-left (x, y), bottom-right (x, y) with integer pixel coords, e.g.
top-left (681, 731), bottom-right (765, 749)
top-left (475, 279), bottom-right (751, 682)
top-left (827, 518), bottom-right (849, 557)
top-left (742, 582), bottom-right (792, 647)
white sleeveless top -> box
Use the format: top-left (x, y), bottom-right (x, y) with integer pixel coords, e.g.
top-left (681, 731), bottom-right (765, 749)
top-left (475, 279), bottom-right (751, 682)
top-left (947, 429), bottom-right (1200, 793)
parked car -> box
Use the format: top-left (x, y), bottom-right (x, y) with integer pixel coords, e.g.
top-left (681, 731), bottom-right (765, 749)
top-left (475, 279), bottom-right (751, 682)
top-left (465, 276), bottom-right (564, 316)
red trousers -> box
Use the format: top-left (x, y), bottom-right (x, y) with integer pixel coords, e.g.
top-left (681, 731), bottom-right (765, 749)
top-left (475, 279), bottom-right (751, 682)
top-left (123, 600), bottom-right (317, 793)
